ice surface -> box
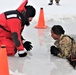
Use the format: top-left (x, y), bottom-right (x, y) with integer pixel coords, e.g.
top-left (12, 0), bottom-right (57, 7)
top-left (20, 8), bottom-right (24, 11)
top-left (0, 0), bottom-right (76, 75)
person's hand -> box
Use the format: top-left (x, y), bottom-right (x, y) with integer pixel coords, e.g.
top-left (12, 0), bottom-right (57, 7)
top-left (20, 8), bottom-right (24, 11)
top-left (18, 50), bottom-right (27, 57)
top-left (23, 41), bottom-right (33, 51)
top-left (50, 46), bottom-right (60, 56)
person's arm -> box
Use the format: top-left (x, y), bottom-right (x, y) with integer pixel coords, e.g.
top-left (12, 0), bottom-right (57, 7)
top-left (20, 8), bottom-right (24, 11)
top-left (20, 26), bottom-right (33, 51)
top-left (57, 37), bottom-right (72, 58)
top-left (8, 19), bottom-right (27, 57)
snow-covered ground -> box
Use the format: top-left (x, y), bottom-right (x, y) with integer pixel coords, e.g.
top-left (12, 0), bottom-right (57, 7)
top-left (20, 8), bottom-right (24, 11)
top-left (0, 0), bottom-right (76, 75)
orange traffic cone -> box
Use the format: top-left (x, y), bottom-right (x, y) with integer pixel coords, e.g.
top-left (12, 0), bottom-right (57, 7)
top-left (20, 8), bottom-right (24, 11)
top-left (0, 45), bottom-right (9, 75)
top-left (35, 8), bottom-right (48, 29)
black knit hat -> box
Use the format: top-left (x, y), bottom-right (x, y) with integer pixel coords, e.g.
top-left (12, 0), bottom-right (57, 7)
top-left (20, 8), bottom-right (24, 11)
top-left (51, 25), bottom-right (65, 35)
top-left (25, 5), bottom-right (36, 18)
top-left (22, 5), bottom-right (36, 26)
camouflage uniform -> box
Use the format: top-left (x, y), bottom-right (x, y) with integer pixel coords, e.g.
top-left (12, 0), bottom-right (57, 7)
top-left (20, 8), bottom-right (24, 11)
top-left (54, 34), bottom-right (76, 58)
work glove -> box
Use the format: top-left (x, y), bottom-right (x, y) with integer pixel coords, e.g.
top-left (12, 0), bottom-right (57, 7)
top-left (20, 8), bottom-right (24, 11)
top-left (23, 41), bottom-right (33, 51)
top-left (50, 46), bottom-right (60, 56)
top-left (18, 50), bottom-right (27, 57)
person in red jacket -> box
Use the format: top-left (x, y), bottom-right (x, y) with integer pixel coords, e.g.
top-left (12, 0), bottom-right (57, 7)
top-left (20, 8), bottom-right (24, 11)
top-left (0, 0), bottom-right (36, 57)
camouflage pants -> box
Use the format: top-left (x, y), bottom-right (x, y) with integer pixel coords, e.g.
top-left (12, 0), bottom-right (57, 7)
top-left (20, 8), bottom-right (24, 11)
top-left (50, 0), bottom-right (60, 3)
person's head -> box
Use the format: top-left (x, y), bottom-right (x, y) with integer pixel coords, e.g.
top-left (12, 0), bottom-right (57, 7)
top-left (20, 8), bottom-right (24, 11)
top-left (22, 5), bottom-right (36, 26)
top-left (51, 25), bottom-right (65, 40)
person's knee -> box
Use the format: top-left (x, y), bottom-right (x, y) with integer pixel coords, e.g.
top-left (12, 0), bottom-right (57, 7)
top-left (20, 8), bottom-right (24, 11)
top-left (6, 47), bottom-right (15, 56)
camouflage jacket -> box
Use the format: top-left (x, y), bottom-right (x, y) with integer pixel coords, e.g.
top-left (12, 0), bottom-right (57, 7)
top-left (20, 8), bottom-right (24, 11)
top-left (54, 34), bottom-right (76, 58)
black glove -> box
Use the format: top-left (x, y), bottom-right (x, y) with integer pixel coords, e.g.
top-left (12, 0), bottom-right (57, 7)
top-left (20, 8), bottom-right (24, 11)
top-left (18, 51), bottom-right (27, 57)
top-left (50, 46), bottom-right (60, 56)
top-left (23, 41), bottom-right (33, 51)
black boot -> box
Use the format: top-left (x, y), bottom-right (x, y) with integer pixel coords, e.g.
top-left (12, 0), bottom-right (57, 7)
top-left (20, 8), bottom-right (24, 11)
top-left (48, 1), bottom-right (53, 5)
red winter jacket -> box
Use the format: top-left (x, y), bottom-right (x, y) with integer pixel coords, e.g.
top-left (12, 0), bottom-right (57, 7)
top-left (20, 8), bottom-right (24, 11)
top-left (0, 0), bottom-right (28, 51)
